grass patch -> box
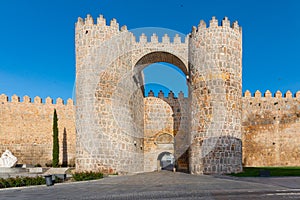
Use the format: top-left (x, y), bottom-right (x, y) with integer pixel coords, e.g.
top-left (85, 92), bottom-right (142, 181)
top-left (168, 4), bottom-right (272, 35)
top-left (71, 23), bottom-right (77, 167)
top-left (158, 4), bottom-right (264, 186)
top-left (230, 167), bottom-right (300, 177)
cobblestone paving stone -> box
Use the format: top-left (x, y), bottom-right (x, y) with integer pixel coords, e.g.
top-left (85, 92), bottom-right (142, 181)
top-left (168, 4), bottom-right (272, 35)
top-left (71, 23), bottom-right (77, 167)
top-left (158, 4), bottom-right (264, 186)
top-left (0, 171), bottom-right (300, 199)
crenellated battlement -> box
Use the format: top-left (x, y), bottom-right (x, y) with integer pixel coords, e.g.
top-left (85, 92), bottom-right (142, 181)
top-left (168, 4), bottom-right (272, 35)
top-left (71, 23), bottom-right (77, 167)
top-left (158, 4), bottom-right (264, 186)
top-left (191, 16), bottom-right (242, 36)
top-left (76, 14), bottom-right (128, 32)
top-left (243, 90), bottom-right (300, 99)
top-left (76, 14), bottom-right (188, 45)
top-left (76, 15), bottom-right (242, 39)
top-left (134, 33), bottom-right (188, 45)
top-left (146, 90), bottom-right (187, 100)
top-left (145, 89), bottom-right (300, 100)
top-left (0, 94), bottom-right (74, 106)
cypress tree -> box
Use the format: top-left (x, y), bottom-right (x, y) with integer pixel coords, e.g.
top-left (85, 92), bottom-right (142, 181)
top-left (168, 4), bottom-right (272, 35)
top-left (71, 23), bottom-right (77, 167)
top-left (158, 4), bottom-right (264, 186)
top-left (52, 109), bottom-right (59, 167)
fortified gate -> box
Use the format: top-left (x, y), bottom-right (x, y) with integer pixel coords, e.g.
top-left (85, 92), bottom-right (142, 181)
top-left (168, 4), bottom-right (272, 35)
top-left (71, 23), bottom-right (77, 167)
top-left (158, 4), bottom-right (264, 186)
top-left (75, 14), bottom-right (243, 174)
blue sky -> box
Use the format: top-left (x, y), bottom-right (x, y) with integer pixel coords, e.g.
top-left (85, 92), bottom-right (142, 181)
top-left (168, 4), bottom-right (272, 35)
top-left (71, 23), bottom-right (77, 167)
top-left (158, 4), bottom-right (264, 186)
top-left (0, 0), bottom-right (299, 101)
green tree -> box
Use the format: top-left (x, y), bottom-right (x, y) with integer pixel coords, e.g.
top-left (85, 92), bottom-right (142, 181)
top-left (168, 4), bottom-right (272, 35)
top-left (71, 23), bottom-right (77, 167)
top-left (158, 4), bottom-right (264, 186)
top-left (52, 109), bottom-right (59, 167)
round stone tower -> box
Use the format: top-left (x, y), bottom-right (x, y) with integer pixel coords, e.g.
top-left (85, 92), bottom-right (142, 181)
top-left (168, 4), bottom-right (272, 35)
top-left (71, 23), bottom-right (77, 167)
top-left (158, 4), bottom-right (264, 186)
top-left (188, 17), bottom-right (243, 174)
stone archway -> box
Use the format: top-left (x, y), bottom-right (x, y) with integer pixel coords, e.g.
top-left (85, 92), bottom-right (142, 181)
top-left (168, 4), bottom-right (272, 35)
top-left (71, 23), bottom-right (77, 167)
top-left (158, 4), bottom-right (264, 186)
top-left (135, 51), bottom-right (190, 173)
top-left (134, 51), bottom-right (188, 76)
top-left (75, 14), bottom-right (243, 175)
top-left (157, 152), bottom-right (175, 171)
top-left (132, 51), bottom-right (189, 96)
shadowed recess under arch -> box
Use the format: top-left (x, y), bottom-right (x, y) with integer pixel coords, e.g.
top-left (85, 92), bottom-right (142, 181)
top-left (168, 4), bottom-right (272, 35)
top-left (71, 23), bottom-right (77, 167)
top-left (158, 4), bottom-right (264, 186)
top-left (135, 51), bottom-right (188, 75)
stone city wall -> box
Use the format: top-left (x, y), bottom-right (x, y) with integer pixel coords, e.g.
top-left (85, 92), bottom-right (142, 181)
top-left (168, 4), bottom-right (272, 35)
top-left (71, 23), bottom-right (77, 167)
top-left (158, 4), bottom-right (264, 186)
top-left (242, 90), bottom-right (300, 167)
top-left (0, 94), bottom-right (76, 166)
top-left (0, 89), bottom-right (299, 170)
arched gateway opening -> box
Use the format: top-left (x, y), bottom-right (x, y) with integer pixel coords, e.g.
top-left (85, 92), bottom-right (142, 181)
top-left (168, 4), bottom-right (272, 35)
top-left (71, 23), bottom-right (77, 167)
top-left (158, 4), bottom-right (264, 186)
top-left (157, 152), bottom-right (175, 171)
top-left (134, 51), bottom-right (190, 172)
top-left (135, 51), bottom-right (188, 75)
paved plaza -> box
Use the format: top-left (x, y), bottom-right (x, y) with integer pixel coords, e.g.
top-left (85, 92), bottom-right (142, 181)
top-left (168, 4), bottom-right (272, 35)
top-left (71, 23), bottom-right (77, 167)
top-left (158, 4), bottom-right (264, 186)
top-left (0, 171), bottom-right (300, 199)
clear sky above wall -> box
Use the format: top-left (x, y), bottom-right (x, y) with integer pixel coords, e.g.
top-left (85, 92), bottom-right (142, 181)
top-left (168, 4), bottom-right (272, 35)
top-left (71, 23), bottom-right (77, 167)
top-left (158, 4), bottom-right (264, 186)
top-left (0, 0), bottom-right (299, 100)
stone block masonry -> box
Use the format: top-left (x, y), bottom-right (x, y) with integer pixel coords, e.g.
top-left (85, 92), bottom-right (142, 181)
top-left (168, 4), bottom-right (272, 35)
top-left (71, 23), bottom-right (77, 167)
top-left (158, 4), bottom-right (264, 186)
top-left (0, 94), bottom-right (76, 166)
top-left (143, 96), bottom-right (174, 172)
top-left (0, 89), bottom-right (299, 172)
top-left (75, 14), bottom-right (244, 174)
top-left (188, 17), bottom-right (243, 174)
top-left (75, 15), bottom-right (145, 173)
top-left (75, 14), bottom-right (189, 174)
top-left (242, 90), bottom-right (300, 167)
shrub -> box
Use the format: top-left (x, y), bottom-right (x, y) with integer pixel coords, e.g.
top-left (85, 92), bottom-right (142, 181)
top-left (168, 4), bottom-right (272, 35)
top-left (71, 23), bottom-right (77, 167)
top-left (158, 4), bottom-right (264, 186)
top-left (0, 176), bottom-right (45, 189)
top-left (45, 162), bottom-right (52, 167)
top-left (72, 171), bottom-right (103, 181)
top-left (12, 177), bottom-right (25, 187)
top-left (0, 178), bottom-right (10, 188)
